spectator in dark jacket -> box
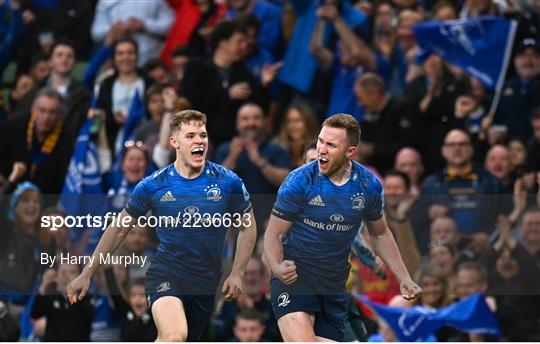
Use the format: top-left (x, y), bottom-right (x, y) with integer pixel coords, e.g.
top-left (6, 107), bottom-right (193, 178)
top-left (353, 72), bottom-right (420, 174)
top-left (31, 264), bottom-right (94, 341)
top-left (403, 54), bottom-right (467, 173)
top-left (182, 20), bottom-right (268, 146)
top-left (16, 40), bottom-right (91, 136)
top-left (104, 268), bottom-right (157, 341)
top-left (493, 37), bottom-right (540, 142)
top-left (0, 87), bottom-right (74, 195)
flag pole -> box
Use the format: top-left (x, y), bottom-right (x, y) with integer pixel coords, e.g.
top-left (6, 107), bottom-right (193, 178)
top-left (480, 19), bottom-right (517, 139)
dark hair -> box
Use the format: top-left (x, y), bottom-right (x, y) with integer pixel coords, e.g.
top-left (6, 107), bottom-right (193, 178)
top-left (384, 169), bottom-right (410, 190)
top-left (172, 45), bottom-right (192, 58)
top-left (50, 39), bottom-right (76, 59)
top-left (236, 13), bottom-right (260, 35)
top-left (303, 139), bottom-right (318, 162)
top-left (30, 53), bottom-right (49, 69)
top-left (322, 114), bottom-right (361, 147)
top-left (146, 84), bottom-right (164, 101)
top-left (209, 20), bottom-right (241, 51)
top-left (457, 261), bottom-right (488, 284)
top-left (170, 109), bottom-right (207, 133)
top-left (143, 58), bottom-right (167, 76)
top-left (113, 37), bottom-right (139, 57)
top-left (235, 309), bottom-right (264, 325)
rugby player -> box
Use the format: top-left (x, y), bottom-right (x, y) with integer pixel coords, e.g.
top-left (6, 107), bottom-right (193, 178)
top-left (264, 113), bottom-right (422, 341)
top-left (67, 110), bottom-right (257, 341)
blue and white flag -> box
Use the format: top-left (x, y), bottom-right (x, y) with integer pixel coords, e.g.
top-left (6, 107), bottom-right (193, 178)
top-left (60, 118), bottom-right (103, 214)
top-left (113, 89), bottom-right (145, 171)
top-left (357, 293), bottom-right (500, 341)
top-left (413, 17), bottom-right (517, 91)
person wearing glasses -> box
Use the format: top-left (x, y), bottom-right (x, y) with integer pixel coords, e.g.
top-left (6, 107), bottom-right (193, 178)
top-left (0, 87), bottom-right (74, 195)
top-left (68, 110), bottom-right (257, 341)
top-left (419, 129), bottom-right (506, 257)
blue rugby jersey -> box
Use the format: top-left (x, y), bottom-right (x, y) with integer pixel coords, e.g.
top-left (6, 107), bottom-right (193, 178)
top-left (272, 160), bottom-right (384, 292)
top-left (125, 162), bottom-right (251, 290)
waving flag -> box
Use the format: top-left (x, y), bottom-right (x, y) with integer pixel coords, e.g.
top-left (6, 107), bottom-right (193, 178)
top-left (60, 118), bottom-right (103, 213)
top-left (357, 293), bottom-right (500, 341)
top-left (59, 117), bottom-right (105, 242)
top-left (413, 17), bottom-right (517, 91)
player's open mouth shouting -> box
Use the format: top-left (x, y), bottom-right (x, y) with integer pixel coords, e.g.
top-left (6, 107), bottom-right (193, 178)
top-left (191, 146), bottom-right (205, 162)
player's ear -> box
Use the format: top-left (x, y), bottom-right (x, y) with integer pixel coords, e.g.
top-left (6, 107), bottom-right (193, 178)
top-left (346, 145), bottom-right (357, 158)
top-left (169, 136), bottom-right (178, 149)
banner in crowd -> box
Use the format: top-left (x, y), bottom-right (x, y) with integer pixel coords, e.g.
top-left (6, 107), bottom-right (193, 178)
top-left (59, 117), bottom-right (103, 216)
top-left (113, 89), bottom-right (145, 171)
top-left (356, 293), bottom-right (500, 341)
top-left (413, 16), bottom-right (517, 91)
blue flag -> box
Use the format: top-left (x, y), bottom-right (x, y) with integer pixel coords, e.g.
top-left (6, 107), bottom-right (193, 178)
top-left (413, 17), bottom-right (517, 91)
top-left (113, 89), bottom-right (145, 171)
top-left (357, 293), bottom-right (500, 341)
top-left (59, 117), bottom-right (105, 241)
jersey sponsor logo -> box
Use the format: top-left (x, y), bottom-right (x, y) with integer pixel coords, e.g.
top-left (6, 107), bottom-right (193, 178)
top-left (160, 191), bottom-right (176, 202)
top-left (277, 292), bottom-right (291, 307)
top-left (184, 206), bottom-right (199, 214)
top-left (330, 214), bottom-right (344, 223)
top-left (204, 184), bottom-right (222, 201)
top-left (351, 193), bottom-right (365, 210)
top-left (308, 195), bottom-right (325, 207)
top-left (157, 281), bottom-right (171, 293)
top-left (304, 217), bottom-right (355, 231)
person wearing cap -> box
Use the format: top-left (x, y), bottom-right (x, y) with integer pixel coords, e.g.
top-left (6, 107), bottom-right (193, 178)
top-left (492, 37), bottom-right (540, 141)
top-left (0, 182), bottom-right (53, 304)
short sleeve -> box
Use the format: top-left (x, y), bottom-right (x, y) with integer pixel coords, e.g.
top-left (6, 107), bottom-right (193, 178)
top-left (125, 178), bottom-right (152, 217)
top-left (272, 170), bottom-right (306, 222)
top-left (363, 176), bottom-right (384, 222)
top-left (228, 174), bottom-right (252, 214)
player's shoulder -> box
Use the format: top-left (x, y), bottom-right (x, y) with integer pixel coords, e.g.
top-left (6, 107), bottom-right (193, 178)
top-left (140, 164), bottom-right (174, 188)
top-left (352, 161), bottom-right (383, 194)
top-left (284, 160), bottom-right (319, 187)
top-left (205, 161), bottom-right (241, 181)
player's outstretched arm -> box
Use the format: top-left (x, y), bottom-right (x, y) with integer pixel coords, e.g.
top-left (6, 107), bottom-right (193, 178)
top-left (67, 209), bottom-right (137, 304)
top-left (365, 214), bottom-right (422, 300)
top-left (263, 215), bottom-right (297, 285)
top-left (223, 208), bottom-right (258, 300)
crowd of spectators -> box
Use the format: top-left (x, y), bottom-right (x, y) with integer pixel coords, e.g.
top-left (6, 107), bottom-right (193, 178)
top-left (0, 0), bottom-right (540, 341)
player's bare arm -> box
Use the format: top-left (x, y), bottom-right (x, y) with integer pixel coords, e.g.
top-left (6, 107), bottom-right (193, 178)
top-left (222, 208), bottom-right (257, 300)
top-left (66, 208), bottom-right (137, 304)
top-left (264, 215), bottom-right (297, 285)
top-left (365, 214), bottom-right (422, 300)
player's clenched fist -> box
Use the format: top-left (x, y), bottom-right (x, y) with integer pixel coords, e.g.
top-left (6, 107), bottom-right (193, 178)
top-left (274, 260), bottom-right (297, 285)
top-left (400, 279), bottom-right (422, 301)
